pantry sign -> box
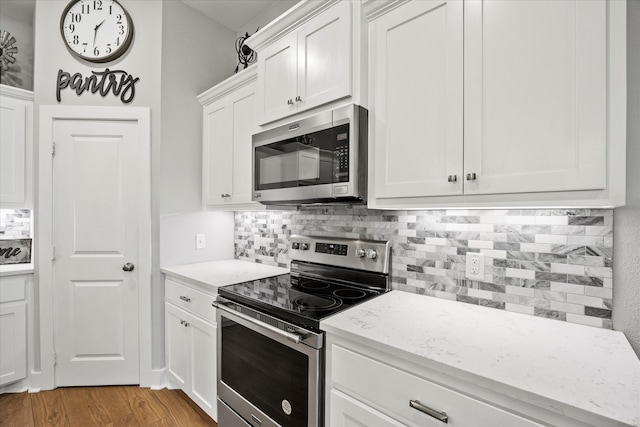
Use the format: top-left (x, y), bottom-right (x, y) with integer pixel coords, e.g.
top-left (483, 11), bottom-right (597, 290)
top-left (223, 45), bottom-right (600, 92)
top-left (0, 239), bottom-right (32, 265)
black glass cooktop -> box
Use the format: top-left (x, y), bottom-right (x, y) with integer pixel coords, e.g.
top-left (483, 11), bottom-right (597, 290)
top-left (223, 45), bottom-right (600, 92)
top-left (217, 273), bottom-right (383, 331)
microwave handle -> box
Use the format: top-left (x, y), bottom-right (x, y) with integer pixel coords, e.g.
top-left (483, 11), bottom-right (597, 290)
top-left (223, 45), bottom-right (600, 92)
top-left (213, 300), bottom-right (303, 344)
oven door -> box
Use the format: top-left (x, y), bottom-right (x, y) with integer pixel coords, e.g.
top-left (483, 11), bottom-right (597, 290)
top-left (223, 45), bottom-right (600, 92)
top-left (215, 300), bottom-right (323, 427)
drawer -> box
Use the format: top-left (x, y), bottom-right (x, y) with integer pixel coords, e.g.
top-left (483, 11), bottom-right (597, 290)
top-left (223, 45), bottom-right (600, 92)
top-left (0, 275), bottom-right (26, 303)
top-left (332, 344), bottom-right (544, 427)
top-left (165, 278), bottom-right (216, 323)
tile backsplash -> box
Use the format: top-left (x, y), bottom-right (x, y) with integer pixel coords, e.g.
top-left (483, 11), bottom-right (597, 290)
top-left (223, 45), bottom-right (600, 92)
top-left (0, 209), bottom-right (32, 239)
top-left (234, 207), bottom-right (614, 329)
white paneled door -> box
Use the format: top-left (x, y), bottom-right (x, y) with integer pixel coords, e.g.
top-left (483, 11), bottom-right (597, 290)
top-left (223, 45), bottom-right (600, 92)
top-left (52, 118), bottom-right (141, 386)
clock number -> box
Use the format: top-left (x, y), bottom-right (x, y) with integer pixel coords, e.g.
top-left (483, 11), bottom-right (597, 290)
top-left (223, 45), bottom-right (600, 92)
top-left (119, 25), bottom-right (125, 35)
top-left (73, 35), bottom-right (79, 45)
top-left (116, 14), bottom-right (122, 24)
top-left (68, 24), bottom-right (75, 33)
top-left (82, 43), bottom-right (88, 53)
top-left (93, 0), bottom-right (103, 10)
top-left (116, 37), bottom-right (120, 46)
top-left (71, 12), bottom-right (82, 23)
top-left (94, 47), bottom-right (100, 56)
top-left (81, 4), bottom-right (90, 14)
top-left (106, 44), bottom-right (112, 54)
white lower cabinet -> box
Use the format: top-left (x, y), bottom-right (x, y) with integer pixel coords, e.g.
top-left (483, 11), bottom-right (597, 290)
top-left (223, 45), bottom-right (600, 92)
top-left (164, 277), bottom-right (217, 420)
top-left (328, 344), bottom-right (544, 427)
top-left (0, 274), bottom-right (28, 387)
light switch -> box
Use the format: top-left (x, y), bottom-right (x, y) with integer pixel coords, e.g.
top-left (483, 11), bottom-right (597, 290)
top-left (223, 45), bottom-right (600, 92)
top-left (196, 234), bottom-right (206, 249)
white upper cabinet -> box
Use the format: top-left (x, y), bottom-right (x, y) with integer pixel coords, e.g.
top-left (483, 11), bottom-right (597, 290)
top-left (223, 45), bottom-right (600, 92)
top-left (248, 0), bottom-right (354, 125)
top-left (0, 85), bottom-right (33, 208)
top-left (463, 0), bottom-right (607, 196)
top-left (367, 0), bottom-right (626, 209)
top-left (370, 0), bottom-right (463, 199)
top-left (198, 67), bottom-right (262, 211)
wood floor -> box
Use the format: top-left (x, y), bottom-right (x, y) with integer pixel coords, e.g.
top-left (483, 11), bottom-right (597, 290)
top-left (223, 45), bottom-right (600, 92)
top-left (0, 386), bottom-right (217, 427)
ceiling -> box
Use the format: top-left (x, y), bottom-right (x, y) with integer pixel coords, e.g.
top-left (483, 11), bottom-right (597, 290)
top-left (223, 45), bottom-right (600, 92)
top-left (179, 0), bottom-right (284, 32)
top-left (0, 1), bottom-right (289, 33)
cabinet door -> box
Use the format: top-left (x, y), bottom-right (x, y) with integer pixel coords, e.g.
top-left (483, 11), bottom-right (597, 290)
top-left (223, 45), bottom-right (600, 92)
top-left (330, 389), bottom-right (405, 427)
top-left (165, 303), bottom-right (190, 389)
top-left (297, 1), bottom-right (352, 113)
top-left (371, 0), bottom-right (463, 199)
top-left (464, 0), bottom-right (607, 195)
top-left (188, 313), bottom-right (217, 420)
top-left (0, 95), bottom-right (27, 206)
top-left (230, 83), bottom-right (259, 206)
top-left (203, 100), bottom-right (232, 206)
top-left (0, 301), bottom-right (27, 386)
top-left (258, 32), bottom-right (298, 124)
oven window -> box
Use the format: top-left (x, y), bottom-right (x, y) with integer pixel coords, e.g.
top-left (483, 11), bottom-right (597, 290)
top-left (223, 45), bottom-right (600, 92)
top-left (255, 123), bottom-right (349, 191)
top-left (221, 318), bottom-right (309, 426)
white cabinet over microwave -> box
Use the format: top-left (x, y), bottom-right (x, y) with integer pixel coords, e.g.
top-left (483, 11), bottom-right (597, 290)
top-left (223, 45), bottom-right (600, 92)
top-left (246, 0), bottom-right (364, 126)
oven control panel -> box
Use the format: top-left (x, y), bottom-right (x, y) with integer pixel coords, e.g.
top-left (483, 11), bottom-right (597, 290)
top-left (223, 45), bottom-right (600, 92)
top-left (315, 243), bottom-right (348, 256)
top-left (288, 235), bottom-right (391, 274)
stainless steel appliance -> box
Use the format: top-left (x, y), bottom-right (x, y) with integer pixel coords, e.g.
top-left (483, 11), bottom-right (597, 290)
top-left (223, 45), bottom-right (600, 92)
top-left (214, 235), bottom-right (391, 427)
top-left (252, 104), bottom-right (368, 206)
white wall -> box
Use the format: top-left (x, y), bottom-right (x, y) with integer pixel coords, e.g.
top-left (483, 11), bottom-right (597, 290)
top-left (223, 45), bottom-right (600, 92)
top-left (33, 0), bottom-right (238, 377)
top-left (160, 211), bottom-right (234, 267)
top-left (613, 0), bottom-right (640, 356)
top-left (160, 0), bottom-right (237, 215)
top-left (0, 14), bottom-right (34, 90)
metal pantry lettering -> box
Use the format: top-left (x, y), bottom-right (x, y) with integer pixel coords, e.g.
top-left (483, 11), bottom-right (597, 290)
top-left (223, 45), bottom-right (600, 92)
top-left (56, 68), bottom-right (140, 103)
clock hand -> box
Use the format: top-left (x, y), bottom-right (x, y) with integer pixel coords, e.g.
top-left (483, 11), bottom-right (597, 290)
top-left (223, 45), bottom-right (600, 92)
top-left (93, 19), bottom-right (105, 46)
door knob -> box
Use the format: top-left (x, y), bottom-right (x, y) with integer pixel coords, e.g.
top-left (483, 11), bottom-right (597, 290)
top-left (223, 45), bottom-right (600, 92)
top-left (122, 262), bottom-right (135, 272)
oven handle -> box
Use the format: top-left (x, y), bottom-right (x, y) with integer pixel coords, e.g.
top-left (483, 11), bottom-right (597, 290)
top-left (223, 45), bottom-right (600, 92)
top-left (213, 301), bottom-right (303, 345)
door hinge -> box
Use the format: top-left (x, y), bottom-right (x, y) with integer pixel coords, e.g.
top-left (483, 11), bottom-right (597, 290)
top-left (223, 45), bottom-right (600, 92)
top-left (51, 246), bottom-right (56, 261)
top-left (53, 352), bottom-right (57, 366)
top-left (52, 141), bottom-right (56, 156)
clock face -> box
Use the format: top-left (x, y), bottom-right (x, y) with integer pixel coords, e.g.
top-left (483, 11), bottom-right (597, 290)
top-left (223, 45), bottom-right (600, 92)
top-left (60, 0), bottom-right (134, 63)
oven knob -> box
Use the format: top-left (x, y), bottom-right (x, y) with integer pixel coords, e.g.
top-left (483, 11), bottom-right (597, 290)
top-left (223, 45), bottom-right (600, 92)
top-left (292, 242), bottom-right (300, 250)
top-left (301, 242), bottom-right (310, 250)
top-left (355, 248), bottom-right (366, 258)
top-left (366, 249), bottom-right (378, 260)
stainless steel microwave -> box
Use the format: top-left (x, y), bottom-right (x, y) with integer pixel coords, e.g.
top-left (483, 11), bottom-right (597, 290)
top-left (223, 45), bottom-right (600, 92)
top-left (252, 104), bottom-right (367, 206)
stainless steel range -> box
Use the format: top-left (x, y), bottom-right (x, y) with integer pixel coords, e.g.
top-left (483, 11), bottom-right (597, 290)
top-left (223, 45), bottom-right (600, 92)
top-left (214, 235), bottom-right (391, 427)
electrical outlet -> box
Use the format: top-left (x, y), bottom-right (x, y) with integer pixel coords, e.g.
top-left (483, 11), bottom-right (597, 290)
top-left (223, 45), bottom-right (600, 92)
top-left (465, 252), bottom-right (485, 280)
top-left (196, 234), bottom-right (206, 249)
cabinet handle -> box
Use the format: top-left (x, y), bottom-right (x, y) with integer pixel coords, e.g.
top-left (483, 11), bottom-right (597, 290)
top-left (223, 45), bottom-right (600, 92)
top-left (287, 99), bottom-right (294, 105)
top-left (466, 172), bottom-right (477, 181)
top-left (409, 400), bottom-right (448, 424)
top-left (179, 295), bottom-right (191, 303)
top-left (179, 320), bottom-right (189, 327)
top-left (220, 193), bottom-right (231, 198)
top-left (447, 175), bottom-right (457, 183)
top-left (295, 95), bottom-right (302, 102)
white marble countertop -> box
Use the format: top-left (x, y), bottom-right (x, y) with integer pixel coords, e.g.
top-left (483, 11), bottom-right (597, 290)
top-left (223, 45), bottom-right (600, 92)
top-left (161, 259), bottom-right (289, 290)
top-left (0, 264), bottom-right (34, 277)
top-left (321, 290), bottom-right (640, 426)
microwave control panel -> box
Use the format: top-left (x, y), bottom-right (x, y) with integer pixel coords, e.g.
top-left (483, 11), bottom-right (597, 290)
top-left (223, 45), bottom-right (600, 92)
top-left (334, 128), bottom-right (349, 182)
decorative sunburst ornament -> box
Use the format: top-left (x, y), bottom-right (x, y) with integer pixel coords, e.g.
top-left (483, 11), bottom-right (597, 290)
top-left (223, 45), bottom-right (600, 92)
top-left (0, 30), bottom-right (18, 71)
top-left (234, 28), bottom-right (258, 73)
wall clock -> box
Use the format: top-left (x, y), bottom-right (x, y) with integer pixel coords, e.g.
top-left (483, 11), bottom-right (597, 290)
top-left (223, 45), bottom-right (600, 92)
top-left (60, 0), bottom-right (134, 63)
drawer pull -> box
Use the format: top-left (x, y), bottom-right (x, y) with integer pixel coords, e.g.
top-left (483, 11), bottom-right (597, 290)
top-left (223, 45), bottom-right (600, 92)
top-left (409, 400), bottom-right (448, 424)
top-left (179, 295), bottom-right (191, 303)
